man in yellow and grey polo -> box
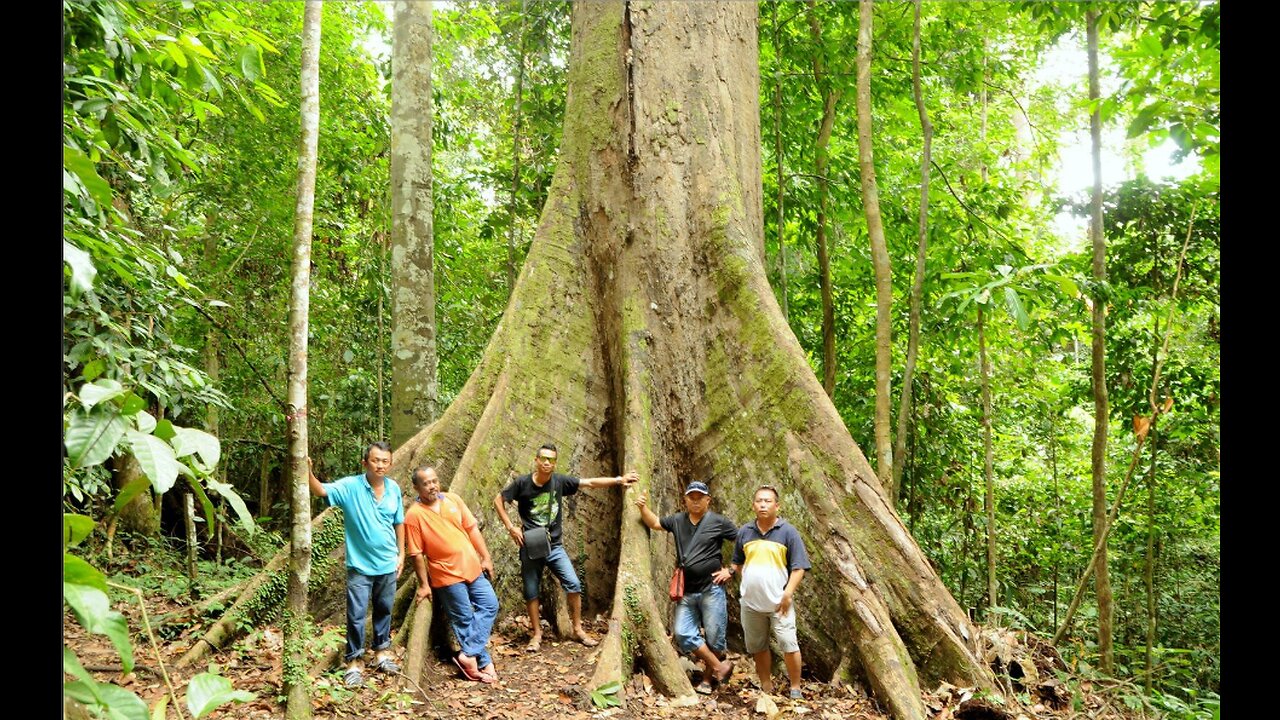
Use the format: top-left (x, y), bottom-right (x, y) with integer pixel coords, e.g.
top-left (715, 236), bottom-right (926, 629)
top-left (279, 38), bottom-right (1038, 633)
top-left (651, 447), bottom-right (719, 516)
top-left (731, 484), bottom-right (811, 700)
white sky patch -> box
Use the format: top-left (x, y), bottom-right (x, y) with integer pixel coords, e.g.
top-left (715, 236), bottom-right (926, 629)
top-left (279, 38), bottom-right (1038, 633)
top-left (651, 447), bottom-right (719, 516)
top-left (1034, 36), bottom-right (1202, 254)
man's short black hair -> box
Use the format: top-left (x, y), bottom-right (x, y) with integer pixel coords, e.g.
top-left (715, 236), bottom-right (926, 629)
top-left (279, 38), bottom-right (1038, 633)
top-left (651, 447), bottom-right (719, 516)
top-left (363, 441), bottom-right (392, 461)
top-left (538, 443), bottom-right (558, 455)
top-left (411, 466), bottom-right (435, 485)
top-left (754, 484), bottom-right (780, 501)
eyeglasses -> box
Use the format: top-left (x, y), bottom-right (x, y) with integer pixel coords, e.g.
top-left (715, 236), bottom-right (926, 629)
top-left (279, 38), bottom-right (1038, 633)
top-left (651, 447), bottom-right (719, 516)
top-left (536, 455), bottom-right (558, 463)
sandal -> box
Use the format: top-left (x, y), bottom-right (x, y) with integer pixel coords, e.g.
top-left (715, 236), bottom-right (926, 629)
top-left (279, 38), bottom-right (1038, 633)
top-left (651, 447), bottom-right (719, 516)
top-left (452, 653), bottom-right (483, 681)
top-left (343, 666), bottom-right (364, 687)
top-left (575, 632), bottom-right (598, 648)
top-left (525, 637), bottom-right (542, 653)
top-left (713, 660), bottom-right (735, 684)
top-left (695, 680), bottom-right (715, 695)
top-left (372, 656), bottom-right (401, 674)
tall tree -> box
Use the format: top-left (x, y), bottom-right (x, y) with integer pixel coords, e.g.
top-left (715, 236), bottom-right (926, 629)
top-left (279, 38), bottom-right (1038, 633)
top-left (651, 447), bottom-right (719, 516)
top-left (395, 4), bottom-right (991, 718)
top-left (889, 0), bottom-right (933, 504)
top-left (807, 2), bottom-right (840, 399)
top-left (855, 0), bottom-right (893, 487)
top-left (284, 2), bottom-right (322, 717)
top-left (391, 0), bottom-right (439, 447)
top-left (1086, 7), bottom-right (1115, 675)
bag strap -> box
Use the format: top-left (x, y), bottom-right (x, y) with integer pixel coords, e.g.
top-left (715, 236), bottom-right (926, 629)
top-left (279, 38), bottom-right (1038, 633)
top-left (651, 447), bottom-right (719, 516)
top-left (536, 475), bottom-right (562, 529)
top-left (676, 514), bottom-right (704, 569)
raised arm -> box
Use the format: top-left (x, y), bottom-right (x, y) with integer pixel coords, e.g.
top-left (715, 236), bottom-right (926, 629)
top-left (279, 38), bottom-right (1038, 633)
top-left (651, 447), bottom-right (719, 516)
top-left (307, 458), bottom-right (327, 498)
top-left (632, 491), bottom-right (663, 531)
top-left (579, 470), bottom-right (639, 489)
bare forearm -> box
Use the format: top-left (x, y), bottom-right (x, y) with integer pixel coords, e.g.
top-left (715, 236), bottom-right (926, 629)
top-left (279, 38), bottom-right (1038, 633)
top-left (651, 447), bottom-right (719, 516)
top-left (468, 526), bottom-right (492, 563)
top-left (784, 568), bottom-right (805, 595)
top-left (494, 495), bottom-right (515, 531)
top-left (638, 503), bottom-right (662, 531)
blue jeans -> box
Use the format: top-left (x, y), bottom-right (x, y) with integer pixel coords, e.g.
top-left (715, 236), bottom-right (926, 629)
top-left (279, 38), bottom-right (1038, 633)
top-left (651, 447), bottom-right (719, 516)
top-left (436, 574), bottom-right (500, 669)
top-left (673, 582), bottom-right (728, 655)
top-left (519, 544), bottom-right (583, 601)
top-left (345, 569), bottom-right (397, 662)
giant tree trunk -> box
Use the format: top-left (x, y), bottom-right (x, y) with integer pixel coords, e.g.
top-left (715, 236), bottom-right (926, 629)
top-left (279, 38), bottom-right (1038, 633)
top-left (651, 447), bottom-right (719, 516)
top-left (391, 0), bottom-right (439, 447)
top-left (393, 4), bottom-right (991, 718)
top-left (1086, 8), bottom-right (1114, 675)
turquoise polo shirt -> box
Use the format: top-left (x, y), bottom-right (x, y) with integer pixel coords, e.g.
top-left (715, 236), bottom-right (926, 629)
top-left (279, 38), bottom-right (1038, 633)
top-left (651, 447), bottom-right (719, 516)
top-left (325, 473), bottom-right (404, 576)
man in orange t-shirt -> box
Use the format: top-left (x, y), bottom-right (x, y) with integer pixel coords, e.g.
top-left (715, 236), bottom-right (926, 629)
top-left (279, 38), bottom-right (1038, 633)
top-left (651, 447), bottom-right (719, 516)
top-left (405, 466), bottom-right (500, 683)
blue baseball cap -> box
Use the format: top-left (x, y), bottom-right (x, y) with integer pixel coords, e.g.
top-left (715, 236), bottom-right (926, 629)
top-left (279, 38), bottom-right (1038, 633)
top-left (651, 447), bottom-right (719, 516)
top-left (684, 481), bottom-right (711, 496)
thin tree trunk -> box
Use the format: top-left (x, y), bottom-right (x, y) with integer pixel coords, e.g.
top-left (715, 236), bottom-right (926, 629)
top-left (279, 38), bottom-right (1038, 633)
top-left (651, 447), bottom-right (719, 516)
top-left (391, 0), bottom-right (438, 447)
top-left (507, 0), bottom-right (528, 294)
top-left (891, 0), bottom-right (932, 505)
top-left (1050, 411), bottom-right (1060, 631)
top-left (184, 492), bottom-right (198, 599)
top-left (284, 3), bottom-right (322, 716)
top-left (978, 305), bottom-right (996, 615)
top-left (773, 2), bottom-right (788, 321)
top-left (807, 4), bottom-right (840, 399)
top-left (1143, 320), bottom-right (1160, 693)
top-left (1087, 7), bottom-right (1115, 674)
top-left (856, 0), bottom-right (893, 486)
top-left (258, 449), bottom-right (272, 520)
top-left (378, 231), bottom-right (387, 441)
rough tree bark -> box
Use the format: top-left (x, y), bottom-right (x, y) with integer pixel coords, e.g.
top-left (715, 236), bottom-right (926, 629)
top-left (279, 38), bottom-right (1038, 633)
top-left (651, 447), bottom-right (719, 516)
top-left (391, 4), bottom-right (992, 718)
top-left (391, 0), bottom-right (439, 447)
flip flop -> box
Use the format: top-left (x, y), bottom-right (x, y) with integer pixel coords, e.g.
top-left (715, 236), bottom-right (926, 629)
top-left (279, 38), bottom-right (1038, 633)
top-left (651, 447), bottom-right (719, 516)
top-left (695, 680), bottom-right (714, 695)
top-left (452, 654), bottom-right (484, 681)
top-left (575, 633), bottom-right (598, 647)
top-left (525, 637), bottom-right (542, 653)
top-left (713, 660), bottom-right (735, 684)
top-left (342, 666), bottom-right (364, 687)
top-left (478, 664), bottom-right (499, 684)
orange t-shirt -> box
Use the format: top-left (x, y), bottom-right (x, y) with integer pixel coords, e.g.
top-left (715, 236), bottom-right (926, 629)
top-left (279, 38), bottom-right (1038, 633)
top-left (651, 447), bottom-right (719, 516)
top-left (404, 492), bottom-right (483, 588)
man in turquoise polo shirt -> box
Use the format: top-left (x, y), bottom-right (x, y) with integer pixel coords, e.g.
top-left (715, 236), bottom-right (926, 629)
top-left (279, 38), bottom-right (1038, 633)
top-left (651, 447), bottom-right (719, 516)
top-left (309, 441), bottom-right (406, 686)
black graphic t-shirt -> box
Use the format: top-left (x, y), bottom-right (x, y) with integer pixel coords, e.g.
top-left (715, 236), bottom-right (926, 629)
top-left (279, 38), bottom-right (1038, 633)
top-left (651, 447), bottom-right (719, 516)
top-left (500, 473), bottom-right (581, 546)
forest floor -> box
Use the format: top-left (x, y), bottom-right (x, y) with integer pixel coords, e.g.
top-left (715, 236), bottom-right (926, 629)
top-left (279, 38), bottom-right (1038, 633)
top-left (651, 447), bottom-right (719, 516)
top-left (65, 551), bottom-right (1152, 720)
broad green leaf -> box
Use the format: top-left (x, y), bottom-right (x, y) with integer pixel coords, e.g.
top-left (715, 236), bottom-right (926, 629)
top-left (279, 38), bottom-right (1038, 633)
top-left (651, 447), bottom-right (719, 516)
top-left (186, 672), bottom-right (255, 719)
top-left (127, 431), bottom-right (179, 494)
top-left (206, 477), bottom-right (256, 536)
top-left (64, 646), bottom-right (94, 684)
top-left (64, 146), bottom-right (114, 208)
top-left (81, 379), bottom-right (125, 410)
top-left (94, 682), bottom-right (150, 720)
top-left (65, 513), bottom-right (95, 547)
top-left (238, 45), bottom-right (262, 82)
top-left (113, 475), bottom-right (153, 513)
top-left (163, 41), bottom-right (188, 68)
top-left (172, 427), bottom-right (220, 468)
top-left (1043, 274), bottom-right (1081, 298)
top-left (596, 681), bottom-right (622, 694)
top-left (153, 419), bottom-right (176, 442)
top-left (66, 408), bottom-right (129, 469)
top-left (995, 264), bottom-right (1013, 277)
top-left (121, 394), bottom-right (148, 416)
top-left (1004, 288), bottom-right (1030, 330)
top-left (82, 359), bottom-right (106, 382)
top-left (133, 410), bottom-right (157, 433)
top-left (63, 582), bottom-right (133, 672)
top-left (64, 240), bottom-right (98, 295)
top-left (65, 553), bottom-right (108, 592)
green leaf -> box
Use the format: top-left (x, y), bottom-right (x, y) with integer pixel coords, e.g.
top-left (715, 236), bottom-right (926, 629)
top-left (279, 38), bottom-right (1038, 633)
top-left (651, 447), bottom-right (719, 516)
top-left (995, 264), bottom-right (1013, 277)
top-left (64, 582), bottom-right (134, 672)
top-left (65, 646), bottom-right (95, 685)
top-left (127, 430), bottom-right (180, 494)
top-left (163, 41), bottom-right (188, 68)
top-left (121, 394), bottom-right (148, 416)
top-left (596, 680), bottom-right (622, 694)
top-left (238, 45), bottom-right (262, 82)
top-left (64, 553), bottom-right (108, 591)
top-left (82, 359), bottom-right (106, 382)
top-left (81, 379), bottom-right (126, 410)
top-left (133, 410), bottom-right (157, 433)
top-left (93, 682), bottom-right (150, 720)
top-left (185, 672), bottom-right (255, 719)
top-left (1043, 274), bottom-right (1080, 298)
top-left (66, 408), bottom-right (129, 469)
top-left (172, 427), bottom-right (221, 469)
top-left (114, 475), bottom-right (153, 513)
top-left (153, 419), bottom-right (176, 442)
top-left (64, 240), bottom-right (98, 295)
top-left (65, 513), bottom-right (96, 547)
top-left (150, 695), bottom-right (169, 720)
top-left (1004, 288), bottom-right (1030, 330)
top-left (205, 477), bottom-right (256, 536)
top-left (64, 145), bottom-right (114, 208)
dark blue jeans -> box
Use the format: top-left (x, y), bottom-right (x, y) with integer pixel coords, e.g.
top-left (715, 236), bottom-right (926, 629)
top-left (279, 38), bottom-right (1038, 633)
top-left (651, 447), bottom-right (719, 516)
top-left (345, 569), bottom-right (397, 662)
top-left (436, 574), bottom-right (500, 669)
top-left (519, 544), bottom-right (582, 601)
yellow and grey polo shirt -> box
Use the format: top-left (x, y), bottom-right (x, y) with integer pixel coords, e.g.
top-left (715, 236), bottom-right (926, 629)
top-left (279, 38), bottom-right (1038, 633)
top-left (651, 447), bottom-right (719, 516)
top-left (732, 519), bottom-right (811, 613)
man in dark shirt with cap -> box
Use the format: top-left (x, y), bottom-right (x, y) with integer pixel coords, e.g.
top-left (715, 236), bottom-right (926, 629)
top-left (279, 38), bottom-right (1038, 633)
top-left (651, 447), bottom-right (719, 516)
top-left (636, 480), bottom-right (739, 694)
